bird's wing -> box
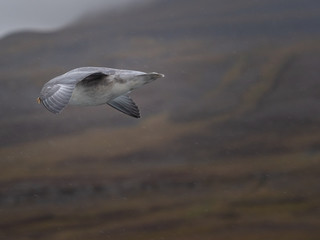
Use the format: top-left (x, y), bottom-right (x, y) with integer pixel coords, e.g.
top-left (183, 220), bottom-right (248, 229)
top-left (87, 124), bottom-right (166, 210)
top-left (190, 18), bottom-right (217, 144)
top-left (40, 69), bottom-right (115, 114)
top-left (40, 84), bottom-right (75, 114)
top-left (107, 95), bottom-right (140, 118)
top-left (64, 67), bottom-right (116, 84)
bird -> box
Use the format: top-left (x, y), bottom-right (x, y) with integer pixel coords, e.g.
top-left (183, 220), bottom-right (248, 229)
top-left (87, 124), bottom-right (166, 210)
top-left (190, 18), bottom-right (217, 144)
top-left (37, 67), bottom-right (164, 118)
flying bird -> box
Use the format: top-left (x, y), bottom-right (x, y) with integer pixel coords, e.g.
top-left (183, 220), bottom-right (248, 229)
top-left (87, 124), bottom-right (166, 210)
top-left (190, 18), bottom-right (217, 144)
top-left (37, 67), bottom-right (164, 118)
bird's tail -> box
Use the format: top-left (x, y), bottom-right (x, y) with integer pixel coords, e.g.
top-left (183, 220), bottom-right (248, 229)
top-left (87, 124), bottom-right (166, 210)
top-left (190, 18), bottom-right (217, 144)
top-left (139, 72), bottom-right (165, 83)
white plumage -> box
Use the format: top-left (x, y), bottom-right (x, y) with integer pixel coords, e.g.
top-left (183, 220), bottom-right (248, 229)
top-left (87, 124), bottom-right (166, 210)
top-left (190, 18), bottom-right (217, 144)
top-left (37, 67), bottom-right (164, 118)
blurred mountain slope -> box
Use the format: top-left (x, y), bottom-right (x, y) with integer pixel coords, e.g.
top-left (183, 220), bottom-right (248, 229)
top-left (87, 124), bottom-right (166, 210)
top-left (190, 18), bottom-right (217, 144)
top-left (0, 0), bottom-right (320, 239)
top-left (1, 0), bottom-right (320, 146)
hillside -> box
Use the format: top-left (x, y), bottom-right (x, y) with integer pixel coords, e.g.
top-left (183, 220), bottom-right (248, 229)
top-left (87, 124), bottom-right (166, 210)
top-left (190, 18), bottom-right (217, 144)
top-left (0, 0), bottom-right (320, 239)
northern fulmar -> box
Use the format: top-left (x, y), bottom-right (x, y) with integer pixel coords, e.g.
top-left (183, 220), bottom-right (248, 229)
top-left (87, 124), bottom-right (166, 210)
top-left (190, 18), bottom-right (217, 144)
top-left (37, 67), bottom-right (164, 118)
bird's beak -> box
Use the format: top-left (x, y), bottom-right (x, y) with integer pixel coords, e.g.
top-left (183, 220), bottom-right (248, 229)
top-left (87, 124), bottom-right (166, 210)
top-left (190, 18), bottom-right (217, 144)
top-left (37, 97), bottom-right (41, 104)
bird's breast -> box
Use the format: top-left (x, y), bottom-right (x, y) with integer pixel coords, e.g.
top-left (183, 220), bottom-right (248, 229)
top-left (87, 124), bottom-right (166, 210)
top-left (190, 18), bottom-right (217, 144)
top-left (69, 79), bottom-right (132, 106)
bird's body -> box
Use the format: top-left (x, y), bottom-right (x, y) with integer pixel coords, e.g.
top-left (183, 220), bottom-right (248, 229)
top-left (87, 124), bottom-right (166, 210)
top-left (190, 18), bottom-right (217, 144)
top-left (37, 67), bottom-right (164, 118)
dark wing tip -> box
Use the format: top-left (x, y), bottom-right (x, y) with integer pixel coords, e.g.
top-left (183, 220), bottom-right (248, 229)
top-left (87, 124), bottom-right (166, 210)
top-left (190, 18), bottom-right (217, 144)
top-left (129, 109), bottom-right (140, 118)
top-left (107, 95), bottom-right (141, 118)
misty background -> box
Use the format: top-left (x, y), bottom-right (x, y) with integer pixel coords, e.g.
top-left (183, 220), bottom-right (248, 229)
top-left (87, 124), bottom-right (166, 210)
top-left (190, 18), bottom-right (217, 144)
top-left (0, 0), bottom-right (320, 240)
top-left (0, 0), bottom-right (140, 37)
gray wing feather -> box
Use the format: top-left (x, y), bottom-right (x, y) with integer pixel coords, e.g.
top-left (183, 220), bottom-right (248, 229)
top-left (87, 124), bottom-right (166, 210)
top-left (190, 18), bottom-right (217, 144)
top-left (107, 95), bottom-right (140, 118)
top-left (40, 84), bottom-right (74, 114)
top-left (40, 68), bottom-right (115, 114)
top-left (44, 68), bottom-right (116, 87)
top-left (63, 67), bottom-right (116, 84)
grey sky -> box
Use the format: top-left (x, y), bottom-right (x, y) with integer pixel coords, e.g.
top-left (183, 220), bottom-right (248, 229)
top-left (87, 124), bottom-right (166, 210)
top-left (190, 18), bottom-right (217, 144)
top-left (0, 0), bottom-right (139, 38)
